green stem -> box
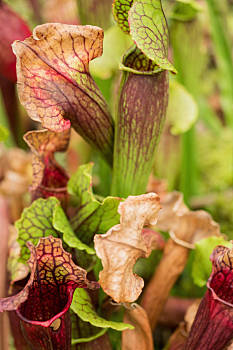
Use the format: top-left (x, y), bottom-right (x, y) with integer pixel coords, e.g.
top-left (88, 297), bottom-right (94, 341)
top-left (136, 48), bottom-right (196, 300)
top-left (28, 0), bottom-right (42, 23)
top-left (77, 0), bottom-right (112, 30)
top-left (180, 126), bottom-right (197, 204)
top-left (0, 87), bottom-right (15, 148)
top-left (111, 69), bottom-right (168, 197)
top-left (0, 77), bottom-right (26, 147)
top-left (205, 0), bottom-right (233, 127)
top-left (171, 19), bottom-right (204, 203)
top-left (197, 97), bottom-right (222, 135)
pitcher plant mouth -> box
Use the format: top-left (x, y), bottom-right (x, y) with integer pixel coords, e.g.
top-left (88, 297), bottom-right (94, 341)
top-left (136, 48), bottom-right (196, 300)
top-left (16, 284), bottom-right (75, 327)
top-left (14, 285), bottom-right (74, 350)
top-left (207, 282), bottom-right (233, 308)
top-left (119, 45), bottom-right (163, 75)
top-left (184, 245), bottom-right (233, 350)
top-left (207, 244), bottom-right (233, 307)
top-left (0, 236), bottom-right (99, 349)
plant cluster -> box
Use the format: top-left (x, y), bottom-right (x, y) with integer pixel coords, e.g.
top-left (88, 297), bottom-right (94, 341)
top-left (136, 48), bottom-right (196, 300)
top-left (0, 0), bottom-right (232, 349)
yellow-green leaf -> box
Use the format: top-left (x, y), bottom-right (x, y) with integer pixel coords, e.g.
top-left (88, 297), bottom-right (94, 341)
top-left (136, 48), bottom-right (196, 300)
top-left (71, 288), bottom-right (134, 331)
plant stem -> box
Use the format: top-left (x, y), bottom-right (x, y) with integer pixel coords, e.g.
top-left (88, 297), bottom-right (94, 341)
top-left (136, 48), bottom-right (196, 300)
top-left (0, 84), bottom-right (15, 148)
top-left (171, 18), bottom-right (204, 203)
top-left (140, 238), bottom-right (189, 330)
top-left (122, 304), bottom-right (154, 350)
top-left (111, 68), bottom-right (169, 197)
top-left (180, 126), bottom-right (197, 204)
top-left (205, 0), bottom-right (233, 127)
top-left (197, 97), bottom-right (222, 134)
top-left (27, 0), bottom-right (42, 23)
top-left (77, 0), bottom-right (112, 30)
top-left (0, 78), bottom-right (20, 147)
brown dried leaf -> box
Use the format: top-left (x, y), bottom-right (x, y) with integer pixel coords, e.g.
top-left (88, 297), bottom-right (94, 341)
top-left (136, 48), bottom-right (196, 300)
top-left (0, 170), bottom-right (29, 196)
top-left (122, 304), bottom-right (154, 350)
top-left (184, 299), bottom-right (200, 333)
top-left (0, 146), bottom-right (30, 174)
top-left (147, 174), bottom-right (168, 201)
top-left (0, 146), bottom-right (32, 221)
top-left (142, 228), bottom-right (165, 251)
top-left (226, 341), bottom-right (233, 350)
top-left (157, 191), bottom-right (221, 243)
top-left (167, 323), bottom-right (187, 350)
top-left (94, 193), bottom-right (161, 303)
top-left (141, 192), bottom-right (221, 330)
top-left (156, 192), bottom-right (188, 232)
top-left (0, 147), bottom-right (31, 196)
top-left (13, 23), bottom-right (114, 162)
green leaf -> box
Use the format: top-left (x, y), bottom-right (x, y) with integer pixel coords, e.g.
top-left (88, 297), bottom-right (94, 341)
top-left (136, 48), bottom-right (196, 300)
top-left (69, 163), bottom-right (121, 244)
top-left (68, 163), bottom-right (99, 215)
top-left (70, 309), bottom-right (109, 348)
top-left (167, 81), bottom-right (198, 135)
top-left (128, 0), bottom-right (176, 72)
top-left (16, 196), bottom-right (95, 264)
top-left (192, 236), bottom-right (232, 287)
top-left (15, 197), bottom-right (60, 263)
top-left (72, 328), bottom-right (107, 345)
top-left (0, 125), bottom-right (9, 142)
top-left (71, 288), bottom-right (134, 331)
top-left (53, 205), bottom-right (95, 255)
top-left (113, 0), bottom-right (134, 33)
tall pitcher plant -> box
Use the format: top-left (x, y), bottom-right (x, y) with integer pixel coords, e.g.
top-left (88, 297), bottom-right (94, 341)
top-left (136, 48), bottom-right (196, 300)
top-left (111, 0), bottom-right (176, 197)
